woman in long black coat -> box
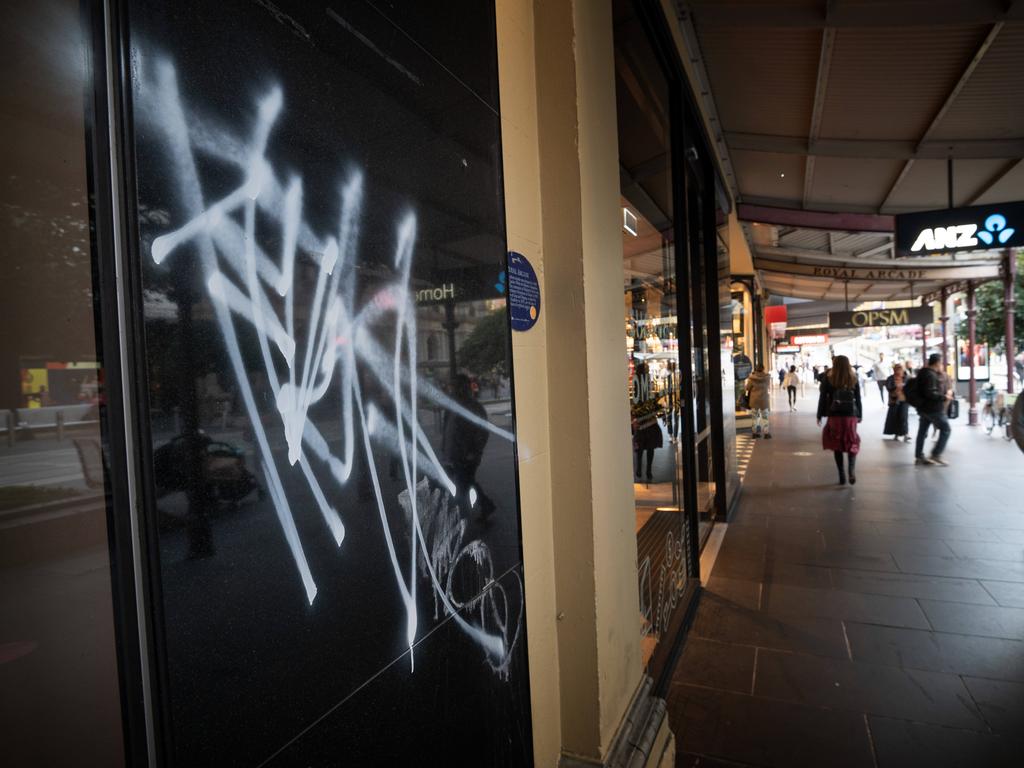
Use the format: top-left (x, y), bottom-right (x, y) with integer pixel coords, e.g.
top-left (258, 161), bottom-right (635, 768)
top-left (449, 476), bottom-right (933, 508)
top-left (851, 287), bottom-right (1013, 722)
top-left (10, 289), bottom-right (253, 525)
top-left (883, 362), bottom-right (910, 442)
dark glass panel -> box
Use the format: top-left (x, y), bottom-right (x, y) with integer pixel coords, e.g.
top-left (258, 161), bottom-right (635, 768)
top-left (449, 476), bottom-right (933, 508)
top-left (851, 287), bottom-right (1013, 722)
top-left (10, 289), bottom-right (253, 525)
top-left (123, 1), bottom-right (530, 764)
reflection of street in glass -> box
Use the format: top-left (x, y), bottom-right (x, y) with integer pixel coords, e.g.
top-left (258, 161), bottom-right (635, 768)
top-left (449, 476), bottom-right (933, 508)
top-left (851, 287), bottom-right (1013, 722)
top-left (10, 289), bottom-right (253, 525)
top-left (153, 430), bottom-right (264, 559)
top-left (442, 374), bottom-right (496, 520)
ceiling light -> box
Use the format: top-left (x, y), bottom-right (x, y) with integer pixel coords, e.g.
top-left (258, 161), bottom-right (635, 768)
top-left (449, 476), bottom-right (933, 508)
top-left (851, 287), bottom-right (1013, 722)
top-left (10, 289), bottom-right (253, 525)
top-left (623, 208), bottom-right (638, 237)
top-left (780, 172), bottom-right (786, 178)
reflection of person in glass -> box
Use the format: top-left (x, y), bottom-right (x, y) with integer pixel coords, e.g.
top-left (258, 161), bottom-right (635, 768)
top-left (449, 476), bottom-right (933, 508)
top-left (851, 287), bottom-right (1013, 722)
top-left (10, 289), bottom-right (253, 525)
top-left (442, 374), bottom-right (495, 519)
top-left (631, 362), bottom-right (663, 481)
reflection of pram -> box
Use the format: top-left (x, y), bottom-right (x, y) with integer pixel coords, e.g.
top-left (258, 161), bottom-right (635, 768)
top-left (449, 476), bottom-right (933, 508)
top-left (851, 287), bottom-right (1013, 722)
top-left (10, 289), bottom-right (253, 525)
top-left (153, 433), bottom-right (263, 504)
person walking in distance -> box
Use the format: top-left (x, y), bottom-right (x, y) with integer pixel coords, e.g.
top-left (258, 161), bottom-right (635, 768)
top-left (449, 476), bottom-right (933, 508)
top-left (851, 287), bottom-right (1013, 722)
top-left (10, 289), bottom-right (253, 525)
top-left (883, 362), bottom-right (911, 442)
top-left (910, 353), bottom-right (953, 466)
top-left (817, 355), bottom-right (862, 485)
top-left (745, 364), bottom-right (773, 439)
top-left (783, 365), bottom-right (800, 412)
top-left (872, 353), bottom-right (889, 404)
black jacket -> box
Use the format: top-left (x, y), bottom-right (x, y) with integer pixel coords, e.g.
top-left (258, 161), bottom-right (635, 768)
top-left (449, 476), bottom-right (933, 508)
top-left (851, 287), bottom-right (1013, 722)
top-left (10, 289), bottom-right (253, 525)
top-left (916, 367), bottom-right (947, 414)
top-left (816, 378), bottom-right (862, 420)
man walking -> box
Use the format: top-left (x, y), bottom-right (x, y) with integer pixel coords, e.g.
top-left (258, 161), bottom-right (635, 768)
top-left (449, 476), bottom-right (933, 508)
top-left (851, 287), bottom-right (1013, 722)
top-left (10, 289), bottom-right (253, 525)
top-left (913, 353), bottom-right (953, 466)
top-left (872, 353), bottom-right (889, 404)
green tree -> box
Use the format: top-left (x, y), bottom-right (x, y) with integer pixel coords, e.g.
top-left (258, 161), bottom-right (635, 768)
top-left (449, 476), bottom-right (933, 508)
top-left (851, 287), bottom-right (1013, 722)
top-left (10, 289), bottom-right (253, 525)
top-left (975, 251), bottom-right (1024, 354)
top-left (457, 308), bottom-right (509, 376)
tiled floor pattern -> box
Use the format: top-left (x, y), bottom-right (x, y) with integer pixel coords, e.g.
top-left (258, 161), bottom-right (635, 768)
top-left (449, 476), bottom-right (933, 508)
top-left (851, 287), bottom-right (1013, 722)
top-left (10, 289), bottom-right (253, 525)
top-left (735, 434), bottom-right (755, 483)
top-left (669, 389), bottom-right (1024, 767)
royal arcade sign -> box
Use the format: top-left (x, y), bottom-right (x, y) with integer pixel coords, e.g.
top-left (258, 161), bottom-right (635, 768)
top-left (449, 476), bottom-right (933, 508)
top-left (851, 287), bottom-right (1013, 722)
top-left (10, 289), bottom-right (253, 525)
top-left (895, 201), bottom-right (1024, 257)
top-left (755, 258), bottom-right (1002, 282)
top-left (829, 306), bottom-right (933, 329)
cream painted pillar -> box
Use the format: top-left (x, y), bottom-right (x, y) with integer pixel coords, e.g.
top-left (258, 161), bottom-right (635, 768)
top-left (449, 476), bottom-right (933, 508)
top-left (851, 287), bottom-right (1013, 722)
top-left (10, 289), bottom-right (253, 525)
top-left (495, 1), bottom-right (562, 766)
top-left (567, 0), bottom-right (645, 756)
top-left (498, 0), bottom-right (644, 764)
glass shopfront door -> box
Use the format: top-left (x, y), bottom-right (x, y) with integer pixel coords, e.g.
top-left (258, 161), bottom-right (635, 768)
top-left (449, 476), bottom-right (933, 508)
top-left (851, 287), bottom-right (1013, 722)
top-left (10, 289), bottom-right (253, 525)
top-left (684, 158), bottom-right (719, 545)
top-left (613, 0), bottom-right (738, 683)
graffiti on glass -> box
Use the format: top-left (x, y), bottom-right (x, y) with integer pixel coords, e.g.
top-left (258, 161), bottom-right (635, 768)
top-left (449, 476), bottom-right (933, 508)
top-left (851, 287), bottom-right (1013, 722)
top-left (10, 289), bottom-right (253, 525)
top-left (136, 54), bottom-right (521, 677)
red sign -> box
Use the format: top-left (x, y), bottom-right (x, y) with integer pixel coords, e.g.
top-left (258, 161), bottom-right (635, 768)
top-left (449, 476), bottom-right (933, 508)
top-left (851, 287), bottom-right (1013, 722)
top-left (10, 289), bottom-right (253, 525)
top-left (765, 306), bottom-right (788, 339)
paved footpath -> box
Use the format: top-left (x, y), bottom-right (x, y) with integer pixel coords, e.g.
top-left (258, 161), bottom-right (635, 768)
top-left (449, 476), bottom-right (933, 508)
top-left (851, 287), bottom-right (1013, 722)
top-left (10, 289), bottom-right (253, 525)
top-left (668, 385), bottom-right (1024, 767)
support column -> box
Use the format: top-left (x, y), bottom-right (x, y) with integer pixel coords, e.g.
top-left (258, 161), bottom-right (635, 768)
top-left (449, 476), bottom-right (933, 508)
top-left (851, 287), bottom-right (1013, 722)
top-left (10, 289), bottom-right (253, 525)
top-left (1006, 249), bottom-right (1017, 395)
top-left (509, 0), bottom-right (648, 763)
top-left (967, 281), bottom-right (978, 426)
top-left (921, 309), bottom-right (929, 369)
top-left (940, 288), bottom-right (949, 369)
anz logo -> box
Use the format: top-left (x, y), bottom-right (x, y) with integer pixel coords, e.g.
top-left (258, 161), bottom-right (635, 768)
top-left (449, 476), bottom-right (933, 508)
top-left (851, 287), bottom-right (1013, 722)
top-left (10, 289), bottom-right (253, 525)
top-left (976, 214), bottom-right (1015, 246)
top-left (910, 213), bottom-right (1016, 253)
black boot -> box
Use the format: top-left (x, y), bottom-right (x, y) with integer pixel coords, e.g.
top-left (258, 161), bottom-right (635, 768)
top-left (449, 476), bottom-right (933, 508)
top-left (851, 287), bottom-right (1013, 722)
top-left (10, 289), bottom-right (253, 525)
top-left (834, 452), bottom-right (846, 485)
top-left (848, 454), bottom-right (857, 485)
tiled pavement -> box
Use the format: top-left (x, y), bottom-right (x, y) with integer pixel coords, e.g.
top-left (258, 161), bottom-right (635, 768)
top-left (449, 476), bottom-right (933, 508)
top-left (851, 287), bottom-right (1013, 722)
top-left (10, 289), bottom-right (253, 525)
top-left (669, 388), bottom-right (1024, 767)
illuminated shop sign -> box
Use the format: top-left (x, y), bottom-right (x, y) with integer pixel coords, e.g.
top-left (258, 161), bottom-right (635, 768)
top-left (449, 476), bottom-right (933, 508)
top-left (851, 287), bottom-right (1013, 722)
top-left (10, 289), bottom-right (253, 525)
top-left (829, 307), bottom-right (932, 329)
top-left (895, 201), bottom-right (1024, 257)
top-left (790, 334), bottom-right (829, 345)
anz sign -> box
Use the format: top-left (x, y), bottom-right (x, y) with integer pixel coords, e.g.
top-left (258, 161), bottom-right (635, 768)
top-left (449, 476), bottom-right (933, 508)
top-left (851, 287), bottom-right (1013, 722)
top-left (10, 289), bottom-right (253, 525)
top-left (895, 201), bottom-right (1024, 257)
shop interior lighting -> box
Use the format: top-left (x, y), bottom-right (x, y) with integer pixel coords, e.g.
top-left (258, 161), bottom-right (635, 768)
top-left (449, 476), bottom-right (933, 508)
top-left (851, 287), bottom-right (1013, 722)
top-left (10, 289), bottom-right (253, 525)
top-left (623, 207), bottom-right (638, 236)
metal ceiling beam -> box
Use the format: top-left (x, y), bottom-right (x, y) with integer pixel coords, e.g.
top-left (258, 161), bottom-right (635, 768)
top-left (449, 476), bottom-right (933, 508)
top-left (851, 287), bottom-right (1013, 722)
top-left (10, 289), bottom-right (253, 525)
top-left (627, 152), bottom-right (670, 183)
top-left (620, 163), bottom-right (671, 233)
top-left (880, 22), bottom-right (1006, 211)
top-left (853, 240), bottom-right (895, 259)
top-left (738, 203), bottom-right (894, 232)
top-left (726, 132), bottom-right (1024, 160)
top-left (878, 161), bottom-right (918, 213)
top-left (755, 244), bottom-right (997, 268)
top-left (804, 27), bottom-right (836, 209)
top-left (757, 247), bottom-right (878, 265)
top-left (672, 1), bottom-right (740, 203)
top-left (742, 195), bottom-right (889, 215)
top-left (690, 1), bottom-right (1023, 28)
top-left (853, 283), bottom-right (874, 301)
top-left (966, 158), bottom-right (1023, 205)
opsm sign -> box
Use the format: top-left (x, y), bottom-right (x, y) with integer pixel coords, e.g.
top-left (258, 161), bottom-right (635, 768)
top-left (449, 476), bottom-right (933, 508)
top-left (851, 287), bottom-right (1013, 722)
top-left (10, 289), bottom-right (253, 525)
top-left (895, 201), bottom-right (1024, 257)
top-left (829, 307), bottom-right (933, 329)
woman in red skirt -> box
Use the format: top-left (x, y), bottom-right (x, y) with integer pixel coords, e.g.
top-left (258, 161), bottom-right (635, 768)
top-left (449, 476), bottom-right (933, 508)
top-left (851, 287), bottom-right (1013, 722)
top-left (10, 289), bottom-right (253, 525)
top-left (816, 355), bottom-right (862, 485)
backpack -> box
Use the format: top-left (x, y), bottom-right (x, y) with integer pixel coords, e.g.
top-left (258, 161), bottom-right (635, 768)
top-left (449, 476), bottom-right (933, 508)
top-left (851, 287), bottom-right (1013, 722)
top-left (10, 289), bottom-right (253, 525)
top-left (829, 387), bottom-right (856, 417)
top-left (904, 375), bottom-right (924, 410)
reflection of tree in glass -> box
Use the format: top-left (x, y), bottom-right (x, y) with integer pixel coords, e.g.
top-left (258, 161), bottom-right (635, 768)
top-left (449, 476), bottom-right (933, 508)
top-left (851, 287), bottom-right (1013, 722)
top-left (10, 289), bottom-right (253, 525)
top-left (456, 307), bottom-right (509, 377)
top-left (0, 177), bottom-right (93, 407)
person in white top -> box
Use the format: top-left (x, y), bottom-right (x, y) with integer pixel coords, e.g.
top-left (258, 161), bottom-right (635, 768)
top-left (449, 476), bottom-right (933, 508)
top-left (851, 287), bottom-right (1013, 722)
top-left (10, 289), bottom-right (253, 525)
top-left (782, 365), bottom-right (800, 411)
top-left (871, 353), bottom-right (889, 404)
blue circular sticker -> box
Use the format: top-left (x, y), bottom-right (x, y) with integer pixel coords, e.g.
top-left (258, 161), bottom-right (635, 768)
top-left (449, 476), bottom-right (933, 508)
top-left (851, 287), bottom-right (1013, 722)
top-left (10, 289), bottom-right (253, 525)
top-left (507, 251), bottom-right (540, 332)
